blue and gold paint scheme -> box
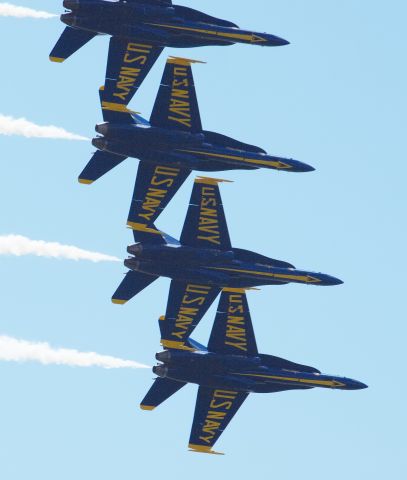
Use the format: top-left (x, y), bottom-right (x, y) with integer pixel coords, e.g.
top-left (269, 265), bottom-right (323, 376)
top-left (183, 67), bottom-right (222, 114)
top-left (111, 177), bottom-right (342, 316)
top-left (140, 290), bottom-right (367, 453)
top-left (51, 0), bottom-right (289, 104)
top-left (80, 57), bottom-right (313, 233)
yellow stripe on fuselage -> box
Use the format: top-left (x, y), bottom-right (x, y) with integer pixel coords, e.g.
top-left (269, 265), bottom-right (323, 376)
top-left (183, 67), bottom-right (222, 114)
top-left (146, 23), bottom-right (264, 43)
top-left (178, 149), bottom-right (292, 169)
top-left (207, 266), bottom-right (321, 284)
top-left (235, 373), bottom-right (345, 388)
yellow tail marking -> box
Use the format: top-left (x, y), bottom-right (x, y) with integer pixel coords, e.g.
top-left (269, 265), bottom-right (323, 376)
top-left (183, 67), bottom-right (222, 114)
top-left (127, 222), bottom-right (162, 235)
top-left (78, 178), bottom-right (93, 185)
top-left (160, 340), bottom-right (195, 351)
top-left (101, 101), bottom-right (140, 114)
top-left (140, 405), bottom-right (155, 411)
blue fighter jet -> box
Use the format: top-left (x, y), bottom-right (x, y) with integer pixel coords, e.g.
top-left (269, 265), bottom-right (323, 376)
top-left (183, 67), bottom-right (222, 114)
top-left (80, 57), bottom-right (314, 228)
top-left (112, 177), bottom-right (342, 347)
top-left (141, 289), bottom-right (367, 454)
top-left (51, 0), bottom-right (289, 107)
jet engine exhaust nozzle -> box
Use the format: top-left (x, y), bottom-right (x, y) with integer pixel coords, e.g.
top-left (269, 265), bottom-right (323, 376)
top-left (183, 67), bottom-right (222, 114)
top-left (153, 364), bottom-right (168, 378)
top-left (63, 0), bottom-right (79, 10)
top-left (156, 350), bottom-right (171, 363)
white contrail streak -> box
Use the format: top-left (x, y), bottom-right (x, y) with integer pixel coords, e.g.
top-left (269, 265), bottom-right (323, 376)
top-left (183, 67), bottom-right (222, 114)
top-left (0, 235), bottom-right (121, 263)
top-left (0, 114), bottom-right (89, 141)
top-left (0, 3), bottom-right (57, 19)
top-left (0, 335), bottom-right (150, 369)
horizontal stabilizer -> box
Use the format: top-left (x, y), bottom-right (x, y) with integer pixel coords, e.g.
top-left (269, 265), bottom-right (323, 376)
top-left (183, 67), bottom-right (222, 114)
top-left (140, 377), bottom-right (186, 411)
top-left (78, 150), bottom-right (127, 184)
top-left (50, 27), bottom-right (96, 63)
top-left (112, 270), bottom-right (158, 305)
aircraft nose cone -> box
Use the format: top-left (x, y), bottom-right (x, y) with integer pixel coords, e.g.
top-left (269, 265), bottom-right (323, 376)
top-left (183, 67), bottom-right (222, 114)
top-left (318, 274), bottom-right (344, 286)
top-left (287, 159), bottom-right (315, 172)
top-left (348, 379), bottom-right (368, 390)
top-left (269, 35), bottom-right (290, 46)
top-left (299, 163), bottom-right (315, 173)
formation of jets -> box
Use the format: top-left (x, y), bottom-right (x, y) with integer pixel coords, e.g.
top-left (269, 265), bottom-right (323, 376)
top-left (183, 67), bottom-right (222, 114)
top-left (50, 0), bottom-right (367, 454)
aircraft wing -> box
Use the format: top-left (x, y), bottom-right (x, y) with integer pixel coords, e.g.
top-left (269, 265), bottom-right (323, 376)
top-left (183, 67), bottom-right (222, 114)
top-left (127, 163), bottom-right (191, 230)
top-left (189, 386), bottom-right (249, 455)
top-left (149, 57), bottom-right (204, 133)
top-left (207, 289), bottom-right (258, 356)
top-left (103, 37), bottom-right (163, 108)
top-left (179, 177), bottom-right (232, 250)
top-left (50, 27), bottom-right (97, 63)
top-left (159, 280), bottom-right (220, 349)
top-left (140, 378), bottom-right (185, 411)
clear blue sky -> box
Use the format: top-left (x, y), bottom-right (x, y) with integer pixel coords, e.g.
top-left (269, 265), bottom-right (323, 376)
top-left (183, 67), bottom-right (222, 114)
top-left (1, 1), bottom-right (406, 478)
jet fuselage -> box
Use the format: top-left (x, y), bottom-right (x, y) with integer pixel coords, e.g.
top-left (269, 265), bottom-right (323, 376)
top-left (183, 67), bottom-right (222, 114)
top-left (93, 122), bottom-right (314, 172)
top-left (153, 350), bottom-right (367, 393)
top-left (61, 0), bottom-right (289, 48)
top-left (124, 243), bottom-right (343, 287)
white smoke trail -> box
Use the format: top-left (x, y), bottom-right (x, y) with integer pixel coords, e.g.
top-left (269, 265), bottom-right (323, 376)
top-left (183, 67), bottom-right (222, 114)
top-left (0, 3), bottom-right (57, 19)
top-left (0, 114), bottom-right (89, 141)
top-left (0, 235), bottom-right (120, 263)
top-left (0, 335), bottom-right (150, 369)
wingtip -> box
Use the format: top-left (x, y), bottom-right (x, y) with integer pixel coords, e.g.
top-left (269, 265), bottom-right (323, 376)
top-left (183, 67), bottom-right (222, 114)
top-left (112, 298), bottom-right (127, 305)
top-left (78, 178), bottom-right (94, 185)
top-left (195, 176), bottom-right (233, 185)
top-left (188, 444), bottom-right (224, 455)
top-left (222, 287), bottom-right (260, 293)
top-left (167, 56), bottom-right (206, 66)
top-left (140, 405), bottom-right (155, 411)
top-left (49, 56), bottom-right (65, 63)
